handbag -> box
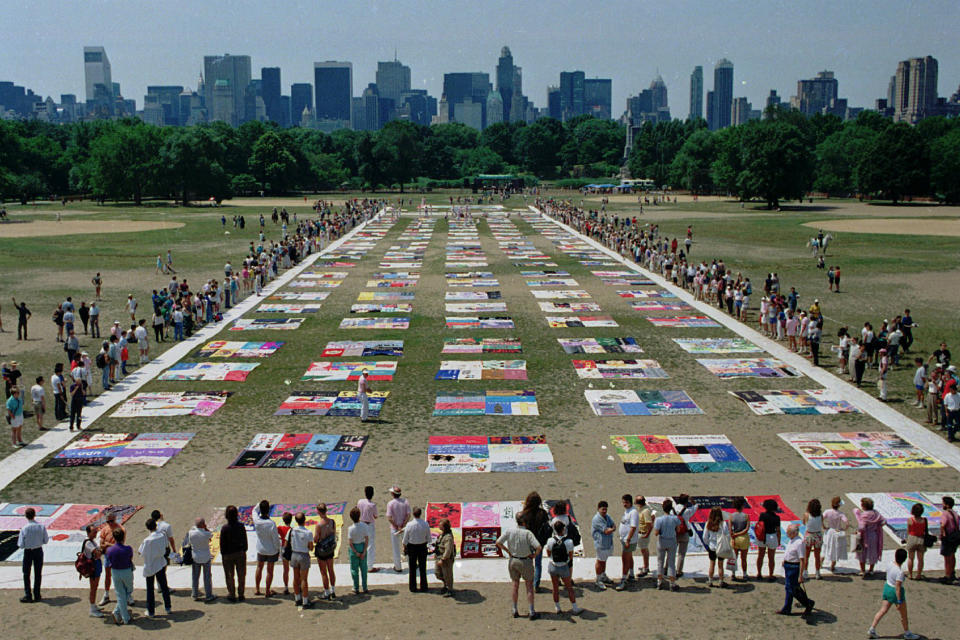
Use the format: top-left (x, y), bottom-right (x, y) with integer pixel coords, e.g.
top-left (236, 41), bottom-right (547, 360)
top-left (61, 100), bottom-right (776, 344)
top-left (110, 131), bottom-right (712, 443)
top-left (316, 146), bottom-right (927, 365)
top-left (922, 517), bottom-right (937, 548)
top-left (716, 526), bottom-right (735, 559)
top-left (282, 531), bottom-right (293, 561)
top-left (852, 531), bottom-right (863, 553)
top-left (75, 541), bottom-right (95, 579)
top-left (181, 545), bottom-right (193, 565)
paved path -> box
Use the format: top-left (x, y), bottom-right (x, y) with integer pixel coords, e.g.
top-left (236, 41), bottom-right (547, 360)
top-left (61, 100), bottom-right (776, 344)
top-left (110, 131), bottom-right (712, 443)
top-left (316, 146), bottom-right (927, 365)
top-left (533, 206), bottom-right (960, 472)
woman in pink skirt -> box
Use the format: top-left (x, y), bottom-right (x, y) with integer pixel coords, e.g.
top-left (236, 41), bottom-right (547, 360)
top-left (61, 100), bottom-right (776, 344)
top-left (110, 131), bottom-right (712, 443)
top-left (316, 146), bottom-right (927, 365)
top-left (855, 497), bottom-right (886, 578)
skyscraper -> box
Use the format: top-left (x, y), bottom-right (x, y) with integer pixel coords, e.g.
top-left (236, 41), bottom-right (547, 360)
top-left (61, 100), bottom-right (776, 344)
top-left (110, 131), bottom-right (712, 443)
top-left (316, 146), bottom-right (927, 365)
top-left (559, 70), bottom-right (585, 121)
top-left (145, 86), bottom-right (184, 126)
top-left (261, 67), bottom-right (286, 126)
top-left (314, 61), bottom-right (353, 125)
top-left (709, 58), bottom-right (733, 130)
top-left (496, 47), bottom-right (515, 123)
top-left (290, 83), bottom-right (313, 125)
top-left (547, 86), bottom-right (562, 120)
top-left (376, 58), bottom-right (411, 103)
top-left (84, 46), bottom-right (112, 104)
top-left (584, 78), bottom-right (612, 120)
top-left (689, 66), bottom-right (703, 120)
top-left (894, 56), bottom-right (938, 124)
top-left (792, 70), bottom-right (839, 115)
top-left (442, 72), bottom-right (490, 127)
top-left (203, 54), bottom-right (252, 126)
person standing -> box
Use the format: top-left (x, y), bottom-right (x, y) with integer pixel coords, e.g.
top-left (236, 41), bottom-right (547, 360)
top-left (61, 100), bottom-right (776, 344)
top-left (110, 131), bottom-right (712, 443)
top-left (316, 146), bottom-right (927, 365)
top-left (346, 507), bottom-right (370, 595)
top-left (92, 273), bottom-right (102, 300)
top-left (253, 500), bottom-right (281, 597)
top-left (675, 493), bottom-right (698, 578)
top-left (68, 375), bottom-right (85, 431)
top-left (78, 302), bottom-right (90, 335)
top-left (900, 309), bottom-right (917, 353)
top-left (138, 519), bottom-right (171, 618)
top-left (868, 548), bottom-right (918, 639)
top-left (357, 486), bottom-right (378, 572)
top-left (97, 512), bottom-right (126, 606)
top-left (729, 497), bottom-right (751, 580)
top-left (776, 524), bottom-right (815, 616)
top-left (11, 298), bottom-right (30, 340)
top-left (904, 503), bottom-right (929, 581)
top-left (4, 360), bottom-right (22, 399)
top-left (591, 500), bottom-right (615, 589)
top-left (313, 502), bottom-right (338, 600)
top-left (939, 496), bottom-right (959, 584)
top-left (756, 499), bottom-right (781, 580)
top-left (495, 516), bottom-right (542, 620)
top-left (943, 386), bottom-right (960, 442)
top-left (277, 512), bottom-right (293, 595)
top-left (653, 498), bottom-right (681, 591)
top-left (220, 505), bottom-right (248, 602)
top-left (809, 318), bottom-right (822, 367)
top-left (64, 330), bottom-right (79, 366)
top-left (517, 492), bottom-right (550, 592)
top-left (106, 528), bottom-right (134, 625)
top-left (856, 497), bottom-right (886, 577)
top-left (17, 507), bottom-right (48, 603)
top-left (82, 524), bottom-right (104, 617)
top-left (402, 506), bottom-right (430, 593)
top-left (434, 518), bottom-right (456, 596)
top-left (545, 520), bottom-right (581, 615)
top-left (126, 294), bottom-right (137, 322)
top-left (89, 302), bottom-right (100, 338)
top-left (386, 485), bottom-right (410, 573)
top-left (878, 348), bottom-right (891, 401)
top-left (51, 363), bottom-right (67, 422)
top-left (636, 496), bottom-right (655, 577)
top-left (29, 376), bottom-right (46, 431)
top-left (135, 319), bottom-right (149, 364)
top-left (803, 499), bottom-right (824, 580)
top-left (184, 518), bottom-right (215, 602)
top-left (6, 386), bottom-right (26, 447)
top-left (357, 369), bottom-right (371, 422)
top-left (822, 496), bottom-right (849, 574)
top-left (614, 493), bottom-right (638, 590)
top-left (288, 512), bottom-right (314, 608)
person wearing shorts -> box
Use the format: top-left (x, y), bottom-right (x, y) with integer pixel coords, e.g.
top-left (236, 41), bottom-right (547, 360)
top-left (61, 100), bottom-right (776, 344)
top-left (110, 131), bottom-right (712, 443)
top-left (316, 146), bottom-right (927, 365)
top-left (30, 377), bottom-right (45, 431)
top-left (869, 548), bottom-right (918, 639)
top-left (904, 503), bottom-right (928, 580)
top-left (83, 525), bottom-right (104, 617)
top-left (6, 386), bottom-right (25, 447)
top-left (496, 520), bottom-right (541, 620)
top-left (545, 521), bottom-right (581, 615)
top-left (636, 496), bottom-right (655, 576)
top-left (756, 499), bottom-right (781, 581)
top-left (615, 494), bottom-right (639, 590)
top-left (591, 501), bottom-right (615, 588)
top-left (253, 500), bottom-right (281, 597)
top-left (288, 513), bottom-right (313, 607)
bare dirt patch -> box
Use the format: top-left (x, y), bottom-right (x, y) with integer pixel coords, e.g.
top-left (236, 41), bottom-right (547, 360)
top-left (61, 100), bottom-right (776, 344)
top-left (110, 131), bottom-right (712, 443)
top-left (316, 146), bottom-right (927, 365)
top-left (804, 218), bottom-right (960, 236)
top-left (0, 220), bottom-right (184, 238)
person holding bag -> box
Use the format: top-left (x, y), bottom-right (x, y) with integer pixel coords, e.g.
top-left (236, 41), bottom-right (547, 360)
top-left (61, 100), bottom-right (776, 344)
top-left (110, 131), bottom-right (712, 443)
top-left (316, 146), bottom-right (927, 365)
top-left (729, 498), bottom-right (751, 581)
top-left (755, 498), bottom-right (781, 581)
top-left (904, 503), bottom-right (930, 580)
top-left (313, 503), bottom-right (338, 600)
top-left (704, 506), bottom-right (732, 588)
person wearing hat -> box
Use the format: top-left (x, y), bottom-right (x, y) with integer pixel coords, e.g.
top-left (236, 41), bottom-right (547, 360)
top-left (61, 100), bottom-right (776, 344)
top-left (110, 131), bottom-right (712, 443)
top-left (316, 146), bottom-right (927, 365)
top-left (357, 369), bottom-right (371, 422)
top-left (386, 486), bottom-right (411, 573)
top-left (878, 348), bottom-right (890, 402)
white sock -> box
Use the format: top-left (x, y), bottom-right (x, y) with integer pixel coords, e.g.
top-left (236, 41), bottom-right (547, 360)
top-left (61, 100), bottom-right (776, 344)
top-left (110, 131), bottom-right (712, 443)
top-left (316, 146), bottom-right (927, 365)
top-left (528, 604), bottom-right (535, 615)
top-left (511, 602), bottom-right (518, 614)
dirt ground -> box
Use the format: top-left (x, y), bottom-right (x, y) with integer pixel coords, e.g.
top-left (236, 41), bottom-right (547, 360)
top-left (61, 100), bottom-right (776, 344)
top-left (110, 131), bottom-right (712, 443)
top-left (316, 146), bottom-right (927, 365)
top-left (0, 220), bottom-right (184, 238)
top-left (804, 218), bottom-right (960, 236)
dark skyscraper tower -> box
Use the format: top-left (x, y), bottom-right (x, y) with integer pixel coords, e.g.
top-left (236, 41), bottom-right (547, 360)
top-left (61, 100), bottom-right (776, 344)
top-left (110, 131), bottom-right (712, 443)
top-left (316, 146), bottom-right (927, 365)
top-left (261, 67), bottom-right (285, 126)
top-left (496, 46), bottom-right (515, 123)
top-left (709, 58), bottom-right (733, 130)
top-left (689, 66), bottom-right (703, 120)
top-left (290, 83), bottom-right (313, 124)
top-left (559, 70), bottom-right (585, 121)
top-left (375, 58), bottom-right (411, 103)
top-left (314, 61), bottom-right (353, 124)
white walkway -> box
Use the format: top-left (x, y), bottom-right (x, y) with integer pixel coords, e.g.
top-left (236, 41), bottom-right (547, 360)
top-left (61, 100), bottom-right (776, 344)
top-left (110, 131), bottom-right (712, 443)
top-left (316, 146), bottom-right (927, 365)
top-left (532, 206), bottom-right (960, 472)
top-left (0, 214), bottom-right (384, 493)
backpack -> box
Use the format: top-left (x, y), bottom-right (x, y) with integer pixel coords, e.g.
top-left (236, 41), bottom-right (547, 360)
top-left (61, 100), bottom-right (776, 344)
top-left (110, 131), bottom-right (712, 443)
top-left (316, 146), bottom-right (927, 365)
top-left (95, 353), bottom-right (106, 369)
top-left (551, 535), bottom-right (571, 566)
top-left (676, 507), bottom-right (690, 537)
top-left (565, 519), bottom-right (582, 547)
top-left (75, 541), bottom-right (95, 579)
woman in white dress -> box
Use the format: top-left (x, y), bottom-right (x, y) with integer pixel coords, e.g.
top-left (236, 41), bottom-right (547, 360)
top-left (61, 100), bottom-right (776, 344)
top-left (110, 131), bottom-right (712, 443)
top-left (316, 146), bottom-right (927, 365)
top-left (822, 496), bottom-right (850, 573)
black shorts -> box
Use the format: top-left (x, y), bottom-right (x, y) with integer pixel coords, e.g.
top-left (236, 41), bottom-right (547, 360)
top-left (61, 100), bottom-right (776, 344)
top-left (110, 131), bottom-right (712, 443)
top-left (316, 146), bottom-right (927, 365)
top-left (314, 551), bottom-right (334, 561)
top-left (941, 539), bottom-right (959, 557)
top-left (257, 553), bottom-right (279, 563)
top-left (707, 549), bottom-right (717, 561)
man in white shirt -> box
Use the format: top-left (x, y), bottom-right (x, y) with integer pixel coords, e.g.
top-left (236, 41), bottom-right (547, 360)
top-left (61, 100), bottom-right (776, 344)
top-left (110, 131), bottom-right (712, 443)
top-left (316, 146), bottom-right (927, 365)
top-left (253, 500), bottom-right (281, 597)
top-left (357, 369), bottom-right (371, 422)
top-left (777, 524), bottom-right (814, 616)
top-left (138, 519), bottom-right (171, 617)
top-left (386, 486), bottom-right (411, 573)
top-left (944, 387), bottom-right (960, 442)
top-left (615, 494), bottom-right (638, 590)
top-left (29, 376), bottom-right (46, 431)
top-left (134, 320), bottom-right (149, 364)
top-left (184, 518), bottom-right (215, 601)
top-left (17, 507), bottom-right (48, 602)
top-left (51, 364), bottom-right (67, 421)
top-left (150, 510), bottom-right (175, 555)
top-left (401, 507), bottom-right (431, 593)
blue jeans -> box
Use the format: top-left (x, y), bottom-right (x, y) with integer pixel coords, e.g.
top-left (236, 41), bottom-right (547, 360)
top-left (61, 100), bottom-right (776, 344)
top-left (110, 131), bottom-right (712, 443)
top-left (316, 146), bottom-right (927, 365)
top-left (101, 368), bottom-right (110, 390)
top-left (781, 561), bottom-right (813, 613)
top-left (146, 566), bottom-right (171, 615)
top-left (174, 322), bottom-right (183, 341)
top-left (192, 562), bottom-right (212, 599)
top-left (947, 410), bottom-right (960, 440)
top-left (112, 567), bottom-right (133, 623)
top-left (533, 547), bottom-right (543, 588)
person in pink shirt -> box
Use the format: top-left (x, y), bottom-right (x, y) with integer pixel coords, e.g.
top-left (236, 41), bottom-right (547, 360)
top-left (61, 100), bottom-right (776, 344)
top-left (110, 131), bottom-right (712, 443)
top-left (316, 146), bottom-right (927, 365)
top-left (357, 486), bottom-right (378, 572)
top-left (386, 486), bottom-right (411, 573)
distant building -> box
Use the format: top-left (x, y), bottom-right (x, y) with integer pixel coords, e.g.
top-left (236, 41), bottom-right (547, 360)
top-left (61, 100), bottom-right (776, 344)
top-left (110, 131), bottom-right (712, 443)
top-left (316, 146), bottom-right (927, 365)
top-left (144, 85), bottom-right (184, 125)
top-left (376, 58), bottom-right (411, 104)
top-left (314, 61), bottom-right (353, 127)
top-left (290, 83), bottom-right (313, 126)
top-left (791, 70), bottom-right (838, 115)
top-left (547, 86), bottom-right (561, 120)
top-left (453, 98), bottom-right (484, 130)
top-left (0, 81), bottom-right (41, 118)
top-left (84, 46), bottom-right (112, 105)
top-left (709, 58), bottom-right (733, 130)
top-left (559, 70), bottom-right (585, 121)
top-left (765, 89), bottom-right (781, 112)
top-left (894, 56), bottom-right (938, 124)
top-left (261, 67), bottom-right (286, 127)
top-left (496, 47), bottom-right (515, 123)
top-left (442, 72), bottom-right (490, 128)
top-left (584, 78), bottom-right (612, 120)
top-left (731, 97), bottom-right (756, 125)
top-left (689, 66), bottom-right (703, 121)
top-left (204, 54), bottom-right (252, 126)
top-left (354, 84), bottom-right (380, 131)
top-left (396, 89), bottom-right (436, 127)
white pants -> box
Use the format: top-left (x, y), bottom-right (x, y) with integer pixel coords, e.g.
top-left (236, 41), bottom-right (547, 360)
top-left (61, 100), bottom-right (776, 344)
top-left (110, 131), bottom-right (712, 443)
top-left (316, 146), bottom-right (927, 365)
top-left (359, 392), bottom-right (369, 421)
top-left (391, 528), bottom-right (404, 570)
top-left (364, 522), bottom-right (376, 569)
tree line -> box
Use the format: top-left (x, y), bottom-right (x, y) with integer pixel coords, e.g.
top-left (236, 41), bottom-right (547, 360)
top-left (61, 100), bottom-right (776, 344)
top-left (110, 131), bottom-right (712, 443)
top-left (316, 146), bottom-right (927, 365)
top-left (0, 107), bottom-right (958, 206)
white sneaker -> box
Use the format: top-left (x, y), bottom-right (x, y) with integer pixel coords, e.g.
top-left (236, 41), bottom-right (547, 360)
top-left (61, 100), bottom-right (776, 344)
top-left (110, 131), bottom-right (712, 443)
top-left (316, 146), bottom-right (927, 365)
top-left (571, 605), bottom-right (583, 615)
top-left (89, 609), bottom-right (104, 618)
top-left (595, 579), bottom-right (606, 591)
top-left (867, 628), bottom-right (877, 639)
top-left (554, 604), bottom-right (562, 614)
top-left (98, 594), bottom-right (109, 606)
top-left (902, 632), bottom-right (919, 640)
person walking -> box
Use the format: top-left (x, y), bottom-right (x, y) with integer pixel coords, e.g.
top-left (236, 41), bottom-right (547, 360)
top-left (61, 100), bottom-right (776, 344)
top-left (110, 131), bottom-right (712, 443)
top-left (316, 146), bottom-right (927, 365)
top-left (545, 520), bottom-right (581, 615)
top-left (403, 507), bottom-right (430, 593)
top-left (347, 507), bottom-right (370, 595)
top-left (6, 386), bottom-right (26, 447)
top-left (856, 497), bottom-right (886, 577)
top-left (614, 493), bottom-right (638, 590)
top-left (82, 524), bottom-right (104, 617)
top-left (357, 369), bottom-right (371, 422)
top-left (220, 505), bottom-right (248, 602)
top-left (253, 500), bottom-right (281, 597)
top-left (435, 518), bottom-right (456, 596)
top-left (138, 518), bottom-right (171, 618)
top-left (495, 514), bottom-right (542, 620)
top-left (653, 498), bottom-right (681, 591)
top-left (868, 548), bottom-right (918, 639)
top-left (357, 486), bottom-right (378, 572)
top-left (289, 512), bottom-right (314, 608)
top-left (313, 502), bottom-right (338, 600)
top-left (776, 524), bottom-right (815, 616)
top-left (939, 496), bottom-right (959, 584)
top-left (106, 528), bottom-right (134, 625)
top-left (17, 507), bottom-right (48, 603)
top-left (591, 500), bottom-right (615, 589)
top-left (386, 486), bottom-right (410, 573)
top-left (803, 499), bottom-right (824, 580)
top-left (184, 518), bottom-right (215, 602)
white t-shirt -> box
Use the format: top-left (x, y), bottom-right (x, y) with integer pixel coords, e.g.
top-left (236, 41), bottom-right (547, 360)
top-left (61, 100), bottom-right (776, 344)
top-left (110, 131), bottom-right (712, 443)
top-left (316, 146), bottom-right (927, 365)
top-left (545, 536), bottom-right (574, 569)
top-left (886, 563), bottom-right (904, 588)
top-left (348, 522), bottom-right (370, 545)
top-left (914, 367), bottom-right (925, 387)
top-left (134, 326), bottom-right (148, 346)
top-left (30, 384), bottom-right (45, 404)
top-left (619, 506), bottom-right (639, 544)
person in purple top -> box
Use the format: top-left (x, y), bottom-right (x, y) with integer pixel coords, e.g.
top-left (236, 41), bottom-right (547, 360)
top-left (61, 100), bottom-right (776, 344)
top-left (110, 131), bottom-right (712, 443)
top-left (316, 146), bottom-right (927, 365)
top-left (106, 528), bottom-right (134, 625)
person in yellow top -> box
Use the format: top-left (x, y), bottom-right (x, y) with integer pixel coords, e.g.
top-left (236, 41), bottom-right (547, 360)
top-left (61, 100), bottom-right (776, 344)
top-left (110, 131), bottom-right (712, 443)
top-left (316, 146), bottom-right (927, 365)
top-left (809, 299), bottom-right (822, 324)
top-left (636, 496), bottom-right (655, 577)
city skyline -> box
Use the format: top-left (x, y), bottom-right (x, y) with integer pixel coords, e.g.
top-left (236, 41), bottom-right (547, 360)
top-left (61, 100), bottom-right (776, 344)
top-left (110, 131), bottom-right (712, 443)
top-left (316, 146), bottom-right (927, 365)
top-left (2, 0), bottom-right (959, 119)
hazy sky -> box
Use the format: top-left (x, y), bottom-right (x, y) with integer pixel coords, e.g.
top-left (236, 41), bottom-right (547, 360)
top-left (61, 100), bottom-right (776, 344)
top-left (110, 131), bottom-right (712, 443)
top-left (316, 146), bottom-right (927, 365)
top-left (3, 0), bottom-right (958, 117)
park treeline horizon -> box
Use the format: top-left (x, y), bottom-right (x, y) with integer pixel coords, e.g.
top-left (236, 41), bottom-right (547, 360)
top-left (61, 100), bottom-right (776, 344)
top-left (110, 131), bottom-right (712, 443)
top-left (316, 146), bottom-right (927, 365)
top-left (1, 106), bottom-right (958, 208)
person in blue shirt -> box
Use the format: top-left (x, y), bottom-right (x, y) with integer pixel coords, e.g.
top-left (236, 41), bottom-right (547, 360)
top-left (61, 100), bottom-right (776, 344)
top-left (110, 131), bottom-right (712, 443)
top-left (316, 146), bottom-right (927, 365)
top-left (591, 501), bottom-right (615, 589)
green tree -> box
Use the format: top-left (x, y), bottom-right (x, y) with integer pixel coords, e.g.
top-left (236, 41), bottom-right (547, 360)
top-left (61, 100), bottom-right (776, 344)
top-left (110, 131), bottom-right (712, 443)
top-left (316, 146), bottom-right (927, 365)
top-left (248, 130), bottom-right (298, 194)
top-left (929, 128), bottom-right (960, 203)
top-left (813, 123), bottom-right (878, 195)
top-left (670, 128), bottom-right (716, 193)
top-left (516, 118), bottom-right (565, 177)
top-left (710, 126), bottom-right (744, 195)
top-left (562, 118), bottom-right (625, 171)
top-left (455, 147), bottom-right (506, 176)
top-left (88, 120), bottom-right (161, 204)
top-left (479, 121), bottom-right (521, 165)
top-left (373, 120), bottom-right (423, 191)
top-left (627, 120), bottom-right (690, 187)
top-left (161, 127), bottom-right (233, 204)
top-left (857, 123), bottom-right (929, 203)
top-left (737, 120), bottom-right (814, 208)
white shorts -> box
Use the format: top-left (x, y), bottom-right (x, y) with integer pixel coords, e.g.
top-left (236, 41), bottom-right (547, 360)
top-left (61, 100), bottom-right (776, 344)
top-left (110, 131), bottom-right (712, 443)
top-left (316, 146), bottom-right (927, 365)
top-left (9, 414), bottom-right (23, 428)
top-left (762, 533), bottom-right (779, 548)
top-left (596, 547), bottom-right (612, 562)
